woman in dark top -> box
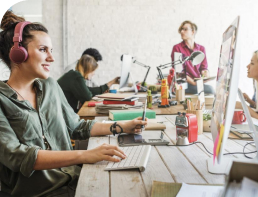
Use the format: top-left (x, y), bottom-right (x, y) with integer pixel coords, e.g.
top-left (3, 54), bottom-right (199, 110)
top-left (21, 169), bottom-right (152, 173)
top-left (58, 54), bottom-right (119, 112)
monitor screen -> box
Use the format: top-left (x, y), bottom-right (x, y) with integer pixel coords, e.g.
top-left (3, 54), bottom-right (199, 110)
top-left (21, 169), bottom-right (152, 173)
top-left (119, 54), bottom-right (132, 89)
top-left (210, 16), bottom-right (241, 162)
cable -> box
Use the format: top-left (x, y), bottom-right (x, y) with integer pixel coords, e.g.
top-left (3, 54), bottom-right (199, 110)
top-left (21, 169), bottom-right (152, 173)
top-left (166, 141), bottom-right (257, 158)
top-left (243, 142), bottom-right (256, 159)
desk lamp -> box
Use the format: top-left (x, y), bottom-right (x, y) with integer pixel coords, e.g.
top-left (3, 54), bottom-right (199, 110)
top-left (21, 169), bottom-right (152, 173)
top-left (133, 59), bottom-right (151, 92)
top-left (157, 51), bottom-right (205, 101)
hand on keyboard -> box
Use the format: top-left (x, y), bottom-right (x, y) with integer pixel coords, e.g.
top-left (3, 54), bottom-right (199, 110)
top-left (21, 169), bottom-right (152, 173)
top-left (84, 144), bottom-right (126, 163)
top-left (105, 145), bottom-right (151, 172)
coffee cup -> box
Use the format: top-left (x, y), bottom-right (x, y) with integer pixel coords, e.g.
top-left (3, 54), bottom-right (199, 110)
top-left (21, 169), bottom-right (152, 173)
top-left (232, 109), bottom-right (246, 124)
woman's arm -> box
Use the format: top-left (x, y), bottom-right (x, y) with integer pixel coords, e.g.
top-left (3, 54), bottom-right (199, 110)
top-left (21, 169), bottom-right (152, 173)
top-left (34, 144), bottom-right (126, 170)
top-left (186, 75), bottom-right (196, 86)
top-left (90, 117), bottom-right (147, 136)
top-left (243, 93), bottom-right (256, 108)
top-left (34, 117), bottom-right (148, 170)
top-left (235, 101), bottom-right (258, 119)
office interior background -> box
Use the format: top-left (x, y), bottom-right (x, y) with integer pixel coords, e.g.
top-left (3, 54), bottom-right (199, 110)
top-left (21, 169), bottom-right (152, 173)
top-left (0, 0), bottom-right (258, 98)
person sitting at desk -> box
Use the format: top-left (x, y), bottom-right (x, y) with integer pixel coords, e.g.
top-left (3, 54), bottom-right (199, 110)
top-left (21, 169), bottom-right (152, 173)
top-left (236, 51), bottom-right (258, 118)
top-left (0, 11), bottom-right (147, 197)
top-left (81, 47), bottom-right (103, 87)
top-left (58, 54), bottom-right (119, 113)
top-left (171, 20), bottom-right (214, 94)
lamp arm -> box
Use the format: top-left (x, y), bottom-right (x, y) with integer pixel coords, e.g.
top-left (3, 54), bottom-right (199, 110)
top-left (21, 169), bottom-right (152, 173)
top-left (158, 60), bottom-right (182, 69)
top-left (134, 60), bottom-right (150, 68)
top-left (157, 67), bottom-right (164, 80)
top-left (141, 66), bottom-right (151, 86)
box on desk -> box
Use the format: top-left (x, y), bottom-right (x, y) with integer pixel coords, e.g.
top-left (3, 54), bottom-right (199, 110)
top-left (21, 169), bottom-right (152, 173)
top-left (109, 109), bottom-right (156, 121)
top-left (221, 161), bottom-right (258, 197)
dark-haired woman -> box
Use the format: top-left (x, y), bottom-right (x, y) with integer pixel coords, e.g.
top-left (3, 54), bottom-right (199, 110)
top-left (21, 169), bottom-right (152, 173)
top-left (58, 54), bottom-right (119, 113)
top-left (0, 11), bottom-right (146, 196)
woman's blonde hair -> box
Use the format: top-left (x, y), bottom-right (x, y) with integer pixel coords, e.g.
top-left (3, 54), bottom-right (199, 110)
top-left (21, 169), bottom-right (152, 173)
top-left (178, 20), bottom-right (198, 34)
top-left (254, 50), bottom-right (258, 60)
top-left (75, 54), bottom-right (98, 78)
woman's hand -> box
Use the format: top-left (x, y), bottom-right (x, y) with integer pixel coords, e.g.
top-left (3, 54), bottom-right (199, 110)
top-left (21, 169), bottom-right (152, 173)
top-left (201, 70), bottom-right (210, 77)
top-left (82, 143), bottom-right (126, 164)
top-left (107, 77), bottom-right (120, 88)
top-left (119, 117), bottom-right (148, 135)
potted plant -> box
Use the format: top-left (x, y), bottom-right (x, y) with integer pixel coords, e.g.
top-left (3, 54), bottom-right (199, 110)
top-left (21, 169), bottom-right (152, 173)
top-left (148, 86), bottom-right (158, 94)
top-left (203, 113), bottom-right (211, 132)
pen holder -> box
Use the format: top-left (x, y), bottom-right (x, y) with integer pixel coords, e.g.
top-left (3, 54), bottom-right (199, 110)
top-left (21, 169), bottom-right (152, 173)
top-left (186, 109), bottom-right (203, 135)
top-left (176, 89), bottom-right (185, 102)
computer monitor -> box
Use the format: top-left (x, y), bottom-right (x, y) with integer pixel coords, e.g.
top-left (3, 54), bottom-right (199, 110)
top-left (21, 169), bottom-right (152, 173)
top-left (119, 54), bottom-right (132, 89)
top-left (119, 54), bottom-right (138, 93)
top-left (208, 16), bottom-right (258, 174)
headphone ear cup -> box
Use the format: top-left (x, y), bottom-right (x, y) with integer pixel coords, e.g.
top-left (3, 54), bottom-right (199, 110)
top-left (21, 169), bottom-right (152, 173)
top-left (9, 46), bottom-right (28, 64)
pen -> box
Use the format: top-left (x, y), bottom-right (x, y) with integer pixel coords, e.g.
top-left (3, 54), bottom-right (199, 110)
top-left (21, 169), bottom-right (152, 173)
top-left (141, 98), bottom-right (147, 128)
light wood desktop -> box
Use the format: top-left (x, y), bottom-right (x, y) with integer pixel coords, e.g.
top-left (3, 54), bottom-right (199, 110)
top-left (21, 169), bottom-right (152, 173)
top-left (78, 101), bottom-right (185, 120)
top-left (75, 115), bottom-right (255, 197)
top-left (77, 94), bottom-right (214, 120)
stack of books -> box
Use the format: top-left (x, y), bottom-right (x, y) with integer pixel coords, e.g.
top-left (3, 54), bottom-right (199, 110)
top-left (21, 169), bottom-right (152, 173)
top-left (95, 93), bottom-right (143, 114)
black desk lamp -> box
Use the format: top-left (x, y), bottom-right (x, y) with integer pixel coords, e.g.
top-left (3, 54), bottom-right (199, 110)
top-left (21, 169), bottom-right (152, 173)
top-left (120, 55), bottom-right (151, 92)
top-left (133, 60), bottom-right (151, 91)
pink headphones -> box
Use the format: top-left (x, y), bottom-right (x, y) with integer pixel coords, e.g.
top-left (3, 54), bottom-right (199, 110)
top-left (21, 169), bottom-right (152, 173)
top-left (9, 21), bottom-right (31, 64)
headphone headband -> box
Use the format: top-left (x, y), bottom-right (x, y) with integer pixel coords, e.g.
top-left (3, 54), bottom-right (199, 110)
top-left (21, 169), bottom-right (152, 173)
top-left (13, 21), bottom-right (31, 43)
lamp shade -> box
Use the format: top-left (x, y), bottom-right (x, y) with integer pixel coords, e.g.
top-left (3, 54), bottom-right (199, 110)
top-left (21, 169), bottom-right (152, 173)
top-left (187, 51), bottom-right (205, 65)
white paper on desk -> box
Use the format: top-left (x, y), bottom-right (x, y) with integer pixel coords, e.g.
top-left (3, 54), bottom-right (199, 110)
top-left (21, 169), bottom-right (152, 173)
top-left (238, 177), bottom-right (258, 197)
top-left (176, 183), bottom-right (223, 197)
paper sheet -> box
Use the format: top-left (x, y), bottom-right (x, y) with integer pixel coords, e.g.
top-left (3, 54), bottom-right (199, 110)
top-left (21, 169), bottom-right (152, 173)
top-left (176, 183), bottom-right (223, 197)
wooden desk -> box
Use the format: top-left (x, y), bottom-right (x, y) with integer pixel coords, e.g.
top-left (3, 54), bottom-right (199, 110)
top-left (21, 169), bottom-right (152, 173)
top-left (75, 115), bottom-right (256, 197)
top-left (78, 101), bottom-right (185, 120)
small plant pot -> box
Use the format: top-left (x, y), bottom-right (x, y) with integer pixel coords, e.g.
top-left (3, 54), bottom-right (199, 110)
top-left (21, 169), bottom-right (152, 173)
top-left (203, 120), bottom-right (211, 132)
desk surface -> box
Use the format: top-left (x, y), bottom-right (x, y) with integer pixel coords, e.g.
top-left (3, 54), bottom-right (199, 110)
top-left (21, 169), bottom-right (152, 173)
top-left (78, 101), bottom-right (185, 120)
top-left (75, 115), bottom-right (256, 197)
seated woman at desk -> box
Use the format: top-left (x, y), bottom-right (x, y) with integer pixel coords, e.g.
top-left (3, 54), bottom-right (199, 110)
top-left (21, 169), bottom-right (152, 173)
top-left (80, 47), bottom-right (104, 87)
top-left (236, 51), bottom-right (258, 118)
top-left (58, 54), bottom-right (119, 113)
top-left (171, 20), bottom-right (214, 94)
top-left (0, 11), bottom-right (147, 197)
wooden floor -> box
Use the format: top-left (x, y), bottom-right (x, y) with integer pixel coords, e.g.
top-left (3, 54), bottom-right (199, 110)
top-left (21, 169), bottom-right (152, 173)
top-left (75, 115), bottom-right (256, 197)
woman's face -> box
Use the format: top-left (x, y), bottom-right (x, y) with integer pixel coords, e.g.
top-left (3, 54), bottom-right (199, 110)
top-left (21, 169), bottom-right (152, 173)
top-left (180, 23), bottom-right (195, 41)
top-left (85, 70), bottom-right (95, 80)
top-left (247, 53), bottom-right (258, 79)
top-left (21, 31), bottom-right (54, 79)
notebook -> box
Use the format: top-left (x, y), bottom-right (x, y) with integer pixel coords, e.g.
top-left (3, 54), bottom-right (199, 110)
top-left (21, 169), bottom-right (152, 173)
top-left (105, 145), bottom-right (151, 172)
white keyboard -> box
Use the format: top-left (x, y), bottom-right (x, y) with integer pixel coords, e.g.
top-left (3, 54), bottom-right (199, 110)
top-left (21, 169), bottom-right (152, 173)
top-left (105, 145), bottom-right (151, 172)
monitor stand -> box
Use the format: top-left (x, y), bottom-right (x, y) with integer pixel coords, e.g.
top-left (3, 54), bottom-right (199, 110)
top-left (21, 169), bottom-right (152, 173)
top-left (129, 72), bottom-right (138, 94)
top-left (207, 89), bottom-right (258, 174)
top-left (207, 157), bottom-right (258, 175)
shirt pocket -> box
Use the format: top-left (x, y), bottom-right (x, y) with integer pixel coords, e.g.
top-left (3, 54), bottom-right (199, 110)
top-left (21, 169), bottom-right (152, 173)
top-left (7, 110), bottom-right (40, 142)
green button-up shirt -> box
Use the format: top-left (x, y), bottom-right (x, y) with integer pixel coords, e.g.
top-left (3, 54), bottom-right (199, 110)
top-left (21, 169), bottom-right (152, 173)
top-left (0, 77), bottom-right (96, 196)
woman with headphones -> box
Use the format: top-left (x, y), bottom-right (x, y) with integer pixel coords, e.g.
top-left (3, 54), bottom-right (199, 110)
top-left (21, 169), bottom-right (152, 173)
top-left (0, 11), bottom-right (147, 196)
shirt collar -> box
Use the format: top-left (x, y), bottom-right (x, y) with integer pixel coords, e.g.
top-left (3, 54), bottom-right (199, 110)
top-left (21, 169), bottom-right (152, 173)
top-left (0, 79), bottom-right (43, 98)
top-left (0, 80), bottom-right (16, 98)
top-left (181, 41), bottom-right (201, 51)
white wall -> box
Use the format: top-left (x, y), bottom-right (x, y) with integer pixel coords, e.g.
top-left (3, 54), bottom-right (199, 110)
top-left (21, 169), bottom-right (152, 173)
top-left (2, 0), bottom-right (258, 98)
